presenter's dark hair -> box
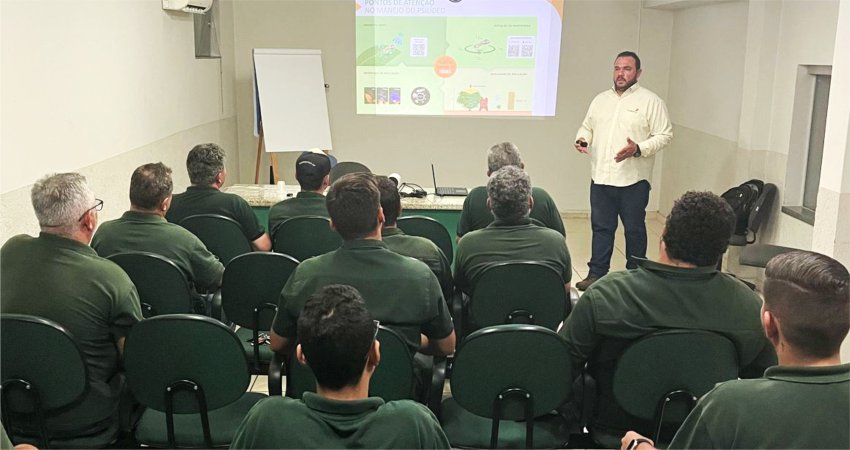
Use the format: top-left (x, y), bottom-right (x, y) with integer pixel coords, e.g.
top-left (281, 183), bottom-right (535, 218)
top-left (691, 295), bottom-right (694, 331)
top-left (186, 143), bottom-right (226, 186)
top-left (326, 173), bottom-right (380, 240)
top-left (376, 176), bottom-right (401, 225)
top-left (130, 162), bottom-right (173, 210)
top-left (764, 251), bottom-right (850, 358)
top-left (616, 51), bottom-right (641, 70)
top-left (297, 285), bottom-right (376, 390)
top-left (662, 191), bottom-right (734, 267)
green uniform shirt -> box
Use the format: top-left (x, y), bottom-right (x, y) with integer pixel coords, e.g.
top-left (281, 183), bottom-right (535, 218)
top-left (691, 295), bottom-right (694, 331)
top-left (166, 186), bottom-right (265, 241)
top-left (92, 211), bottom-right (224, 291)
top-left (669, 364), bottom-right (850, 449)
top-left (383, 227), bottom-right (453, 298)
top-left (559, 259), bottom-right (776, 437)
top-left (272, 239), bottom-right (454, 354)
top-left (457, 186), bottom-right (566, 237)
top-left (0, 233), bottom-right (143, 437)
top-left (230, 392), bottom-right (450, 449)
top-left (267, 191), bottom-right (328, 234)
top-left (454, 218), bottom-right (572, 294)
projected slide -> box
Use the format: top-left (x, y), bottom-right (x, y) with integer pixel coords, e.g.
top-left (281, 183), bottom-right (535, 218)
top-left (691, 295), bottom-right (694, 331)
top-left (355, 0), bottom-right (564, 117)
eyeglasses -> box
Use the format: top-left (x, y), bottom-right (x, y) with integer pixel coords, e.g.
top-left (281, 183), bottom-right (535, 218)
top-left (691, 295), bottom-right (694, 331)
top-left (79, 198), bottom-right (103, 222)
top-left (365, 320), bottom-right (380, 363)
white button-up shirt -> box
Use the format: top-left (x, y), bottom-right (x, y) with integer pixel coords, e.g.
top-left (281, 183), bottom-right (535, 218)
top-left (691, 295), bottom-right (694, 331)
top-left (575, 83), bottom-right (672, 187)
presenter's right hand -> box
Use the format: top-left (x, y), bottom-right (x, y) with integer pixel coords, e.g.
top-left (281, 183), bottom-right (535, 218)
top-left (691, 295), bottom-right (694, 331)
top-left (575, 138), bottom-right (589, 154)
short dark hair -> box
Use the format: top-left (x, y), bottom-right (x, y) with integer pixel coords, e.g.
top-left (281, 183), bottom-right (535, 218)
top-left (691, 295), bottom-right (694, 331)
top-left (130, 162), bottom-right (173, 210)
top-left (297, 285), bottom-right (376, 390)
top-left (662, 191), bottom-right (735, 266)
top-left (764, 251), bottom-right (850, 359)
top-left (616, 51), bottom-right (641, 70)
top-left (326, 173), bottom-right (380, 240)
top-left (187, 143), bottom-right (225, 186)
top-left (376, 176), bottom-right (401, 226)
top-left (487, 166), bottom-right (531, 221)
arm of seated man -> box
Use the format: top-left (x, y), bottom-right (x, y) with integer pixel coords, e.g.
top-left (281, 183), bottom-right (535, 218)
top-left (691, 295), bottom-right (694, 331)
top-left (419, 330), bottom-right (456, 356)
top-left (269, 329), bottom-right (292, 355)
top-left (251, 232), bottom-right (272, 252)
top-left (620, 431), bottom-right (656, 450)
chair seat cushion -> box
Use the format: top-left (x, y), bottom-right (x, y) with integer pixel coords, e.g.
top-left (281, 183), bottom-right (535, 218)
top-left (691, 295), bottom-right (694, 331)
top-left (440, 398), bottom-right (571, 449)
top-left (236, 327), bottom-right (274, 366)
top-left (135, 392), bottom-right (266, 448)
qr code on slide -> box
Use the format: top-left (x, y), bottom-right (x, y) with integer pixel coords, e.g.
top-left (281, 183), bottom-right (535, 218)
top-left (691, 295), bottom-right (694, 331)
top-left (506, 36), bottom-right (535, 59)
top-left (410, 37), bottom-right (428, 57)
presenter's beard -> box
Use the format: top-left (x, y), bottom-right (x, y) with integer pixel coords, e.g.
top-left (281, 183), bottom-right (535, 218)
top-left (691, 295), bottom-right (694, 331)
top-left (615, 77), bottom-right (637, 93)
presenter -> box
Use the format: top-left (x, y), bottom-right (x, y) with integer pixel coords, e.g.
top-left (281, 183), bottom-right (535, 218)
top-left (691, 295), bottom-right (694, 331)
top-left (573, 51), bottom-right (672, 290)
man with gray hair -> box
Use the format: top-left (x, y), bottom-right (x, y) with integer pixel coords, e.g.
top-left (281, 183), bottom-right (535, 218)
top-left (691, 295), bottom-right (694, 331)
top-left (166, 143), bottom-right (271, 251)
top-left (1, 173), bottom-right (143, 446)
top-left (92, 162), bottom-right (224, 295)
top-left (456, 141), bottom-right (565, 240)
top-left (454, 165), bottom-right (571, 295)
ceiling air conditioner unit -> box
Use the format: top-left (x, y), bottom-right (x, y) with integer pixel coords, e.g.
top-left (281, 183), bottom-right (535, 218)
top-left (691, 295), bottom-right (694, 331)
top-left (162, 0), bottom-right (212, 14)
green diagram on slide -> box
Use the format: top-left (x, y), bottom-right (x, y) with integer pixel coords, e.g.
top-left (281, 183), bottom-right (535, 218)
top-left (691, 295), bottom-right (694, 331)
top-left (356, 16), bottom-right (539, 115)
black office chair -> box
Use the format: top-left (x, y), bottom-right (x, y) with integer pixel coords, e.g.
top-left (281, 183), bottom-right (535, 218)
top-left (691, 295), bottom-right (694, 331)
top-left (329, 161), bottom-right (371, 183)
top-left (440, 325), bottom-right (573, 449)
top-left (739, 244), bottom-right (799, 268)
top-left (108, 252), bottom-right (198, 317)
top-left (1, 314), bottom-right (115, 449)
top-left (179, 214), bottom-right (252, 265)
top-left (271, 216), bottom-right (342, 262)
top-left (222, 252), bottom-right (299, 374)
top-left (731, 183), bottom-right (777, 246)
top-left (124, 314), bottom-right (266, 448)
top-left (590, 330), bottom-right (739, 447)
top-left (397, 215), bottom-right (454, 264)
top-left (283, 325), bottom-right (415, 401)
top-left (464, 261), bottom-right (570, 338)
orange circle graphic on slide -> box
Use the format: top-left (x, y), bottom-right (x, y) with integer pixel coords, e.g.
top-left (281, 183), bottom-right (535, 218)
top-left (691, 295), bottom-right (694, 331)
top-left (433, 56), bottom-right (457, 78)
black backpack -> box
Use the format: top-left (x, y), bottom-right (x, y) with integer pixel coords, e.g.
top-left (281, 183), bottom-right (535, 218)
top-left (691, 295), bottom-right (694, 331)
top-left (721, 179), bottom-right (764, 236)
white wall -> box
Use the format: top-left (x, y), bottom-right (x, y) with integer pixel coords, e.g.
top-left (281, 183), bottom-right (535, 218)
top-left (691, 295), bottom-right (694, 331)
top-left (230, 0), bottom-right (673, 212)
top-left (0, 0), bottom-right (239, 242)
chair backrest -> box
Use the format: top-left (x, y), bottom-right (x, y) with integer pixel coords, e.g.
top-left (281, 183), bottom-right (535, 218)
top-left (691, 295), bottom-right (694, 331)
top-left (179, 214), bottom-right (252, 265)
top-left (397, 215), bottom-right (454, 264)
top-left (450, 324), bottom-right (572, 420)
top-left (222, 252), bottom-right (299, 332)
top-left (107, 252), bottom-right (195, 318)
top-left (329, 161), bottom-right (371, 183)
top-left (286, 326), bottom-right (415, 401)
top-left (747, 183), bottom-right (777, 238)
top-left (123, 314), bottom-right (251, 414)
top-left (612, 330), bottom-right (738, 425)
top-left (469, 261), bottom-right (569, 333)
top-left (1, 315), bottom-right (88, 413)
top-left (272, 216), bottom-right (342, 262)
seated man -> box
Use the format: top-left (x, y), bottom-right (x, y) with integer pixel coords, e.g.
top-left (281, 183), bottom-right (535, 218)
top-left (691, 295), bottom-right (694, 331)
top-left (621, 250), bottom-right (849, 450)
top-left (454, 165), bottom-right (571, 294)
top-left (1, 173), bottom-right (143, 444)
top-left (457, 141), bottom-right (565, 240)
top-left (269, 172), bottom-right (455, 359)
top-left (166, 143), bottom-right (271, 251)
top-left (560, 191), bottom-right (776, 444)
top-left (267, 151), bottom-right (332, 233)
top-left (376, 175), bottom-right (453, 298)
top-left (231, 284), bottom-right (450, 449)
top-left (92, 162), bottom-right (224, 294)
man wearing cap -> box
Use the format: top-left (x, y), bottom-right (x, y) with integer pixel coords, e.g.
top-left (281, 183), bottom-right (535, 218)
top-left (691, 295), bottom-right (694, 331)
top-left (267, 152), bottom-right (332, 234)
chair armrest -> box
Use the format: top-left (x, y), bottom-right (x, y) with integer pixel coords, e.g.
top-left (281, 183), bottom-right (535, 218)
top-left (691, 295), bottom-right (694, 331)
top-left (209, 289), bottom-right (223, 322)
top-left (449, 287), bottom-right (466, 341)
top-left (428, 355), bottom-right (449, 419)
top-left (569, 287), bottom-right (580, 311)
top-left (268, 352), bottom-right (285, 396)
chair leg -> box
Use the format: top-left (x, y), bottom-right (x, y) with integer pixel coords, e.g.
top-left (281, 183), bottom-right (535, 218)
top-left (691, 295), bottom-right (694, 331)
top-left (165, 380), bottom-right (213, 448)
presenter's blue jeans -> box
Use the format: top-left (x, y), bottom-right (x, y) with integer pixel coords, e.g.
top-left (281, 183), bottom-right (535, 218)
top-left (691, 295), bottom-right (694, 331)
top-left (588, 180), bottom-right (650, 278)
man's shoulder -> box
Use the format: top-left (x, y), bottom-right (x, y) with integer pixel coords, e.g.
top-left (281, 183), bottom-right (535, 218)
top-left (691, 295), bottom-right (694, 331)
top-left (531, 186), bottom-right (556, 201)
top-left (375, 399), bottom-right (440, 424)
top-left (1, 234), bottom-right (35, 252)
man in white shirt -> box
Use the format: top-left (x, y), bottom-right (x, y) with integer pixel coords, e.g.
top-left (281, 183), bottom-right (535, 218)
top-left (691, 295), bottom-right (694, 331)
top-left (574, 51), bottom-right (672, 290)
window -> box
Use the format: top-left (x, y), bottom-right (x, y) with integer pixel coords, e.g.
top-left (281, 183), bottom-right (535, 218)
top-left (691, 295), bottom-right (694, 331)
top-left (783, 66), bottom-right (831, 225)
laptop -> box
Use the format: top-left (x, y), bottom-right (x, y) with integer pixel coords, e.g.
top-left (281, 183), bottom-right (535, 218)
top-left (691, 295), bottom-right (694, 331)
top-left (431, 164), bottom-right (468, 196)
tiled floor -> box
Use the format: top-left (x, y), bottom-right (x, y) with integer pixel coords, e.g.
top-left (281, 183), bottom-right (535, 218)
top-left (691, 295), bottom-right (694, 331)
top-left (248, 214), bottom-right (670, 396)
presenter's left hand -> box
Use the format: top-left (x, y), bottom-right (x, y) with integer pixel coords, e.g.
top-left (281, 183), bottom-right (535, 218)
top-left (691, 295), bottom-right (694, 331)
top-left (615, 137), bottom-right (638, 163)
